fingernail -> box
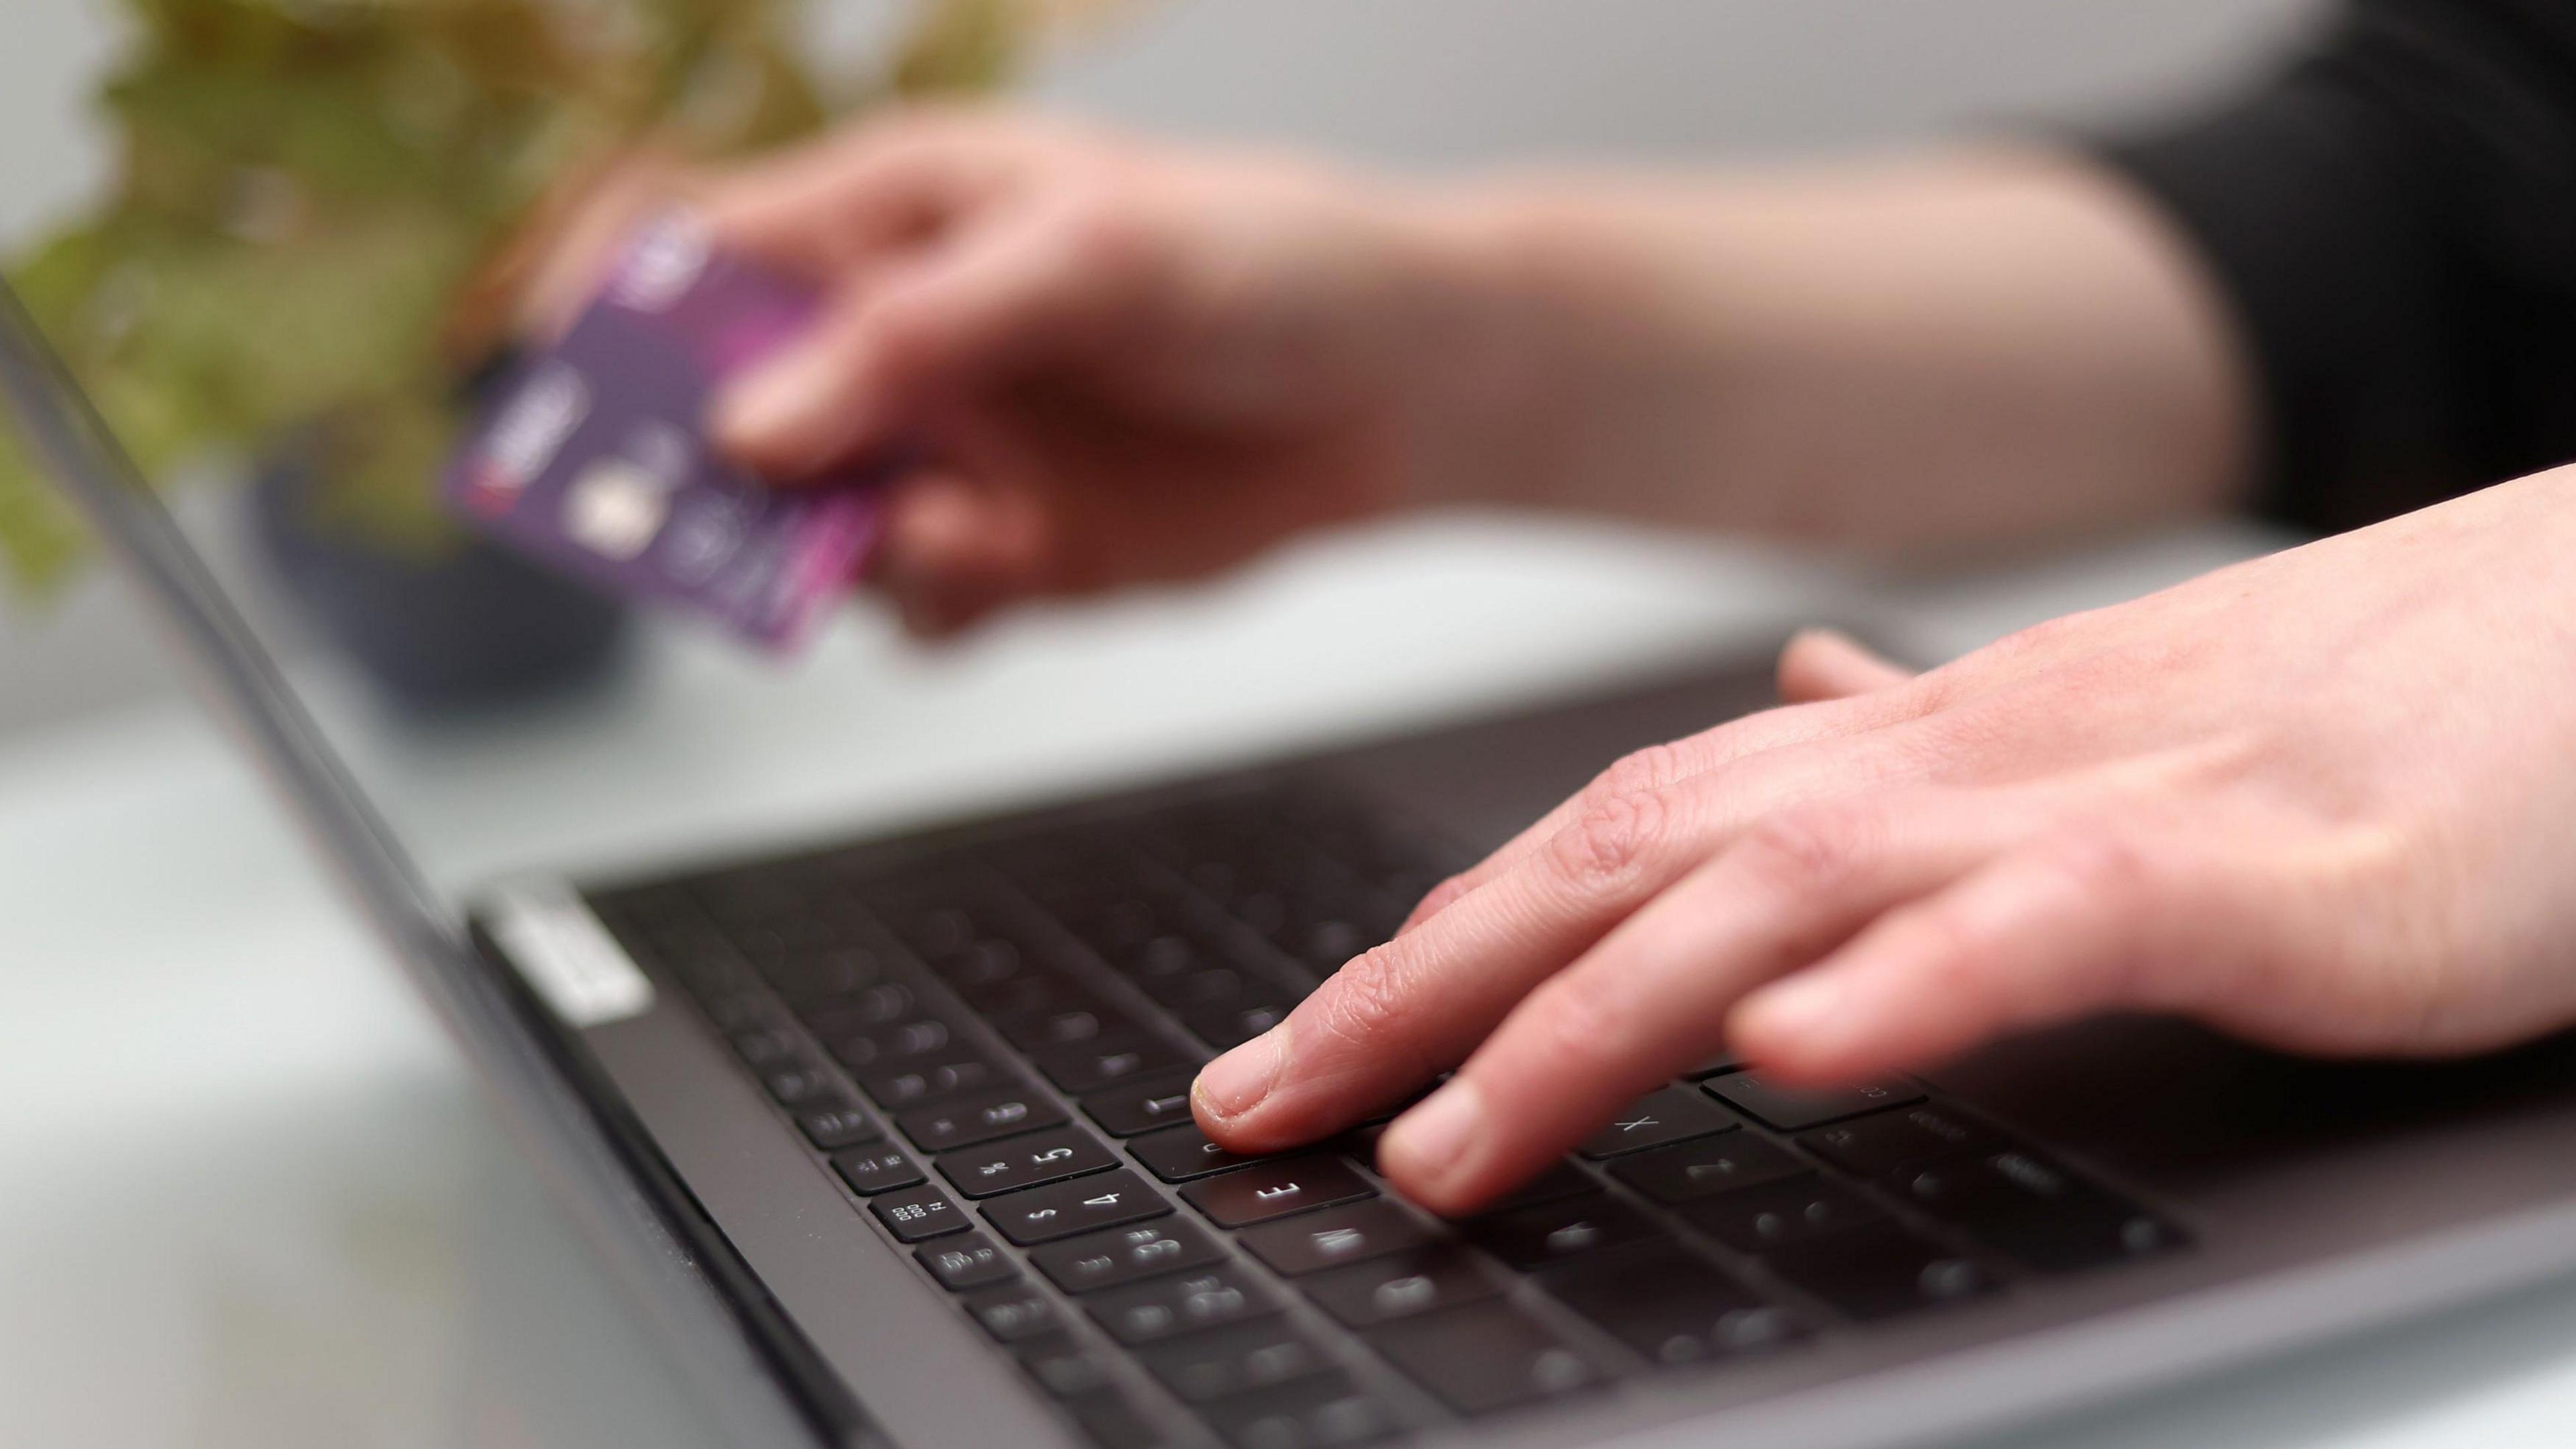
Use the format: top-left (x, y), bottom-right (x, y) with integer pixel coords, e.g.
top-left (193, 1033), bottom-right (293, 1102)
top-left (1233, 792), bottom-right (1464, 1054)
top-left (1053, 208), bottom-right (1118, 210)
top-left (1193, 1026), bottom-right (1288, 1122)
top-left (1382, 1079), bottom-right (1486, 1187)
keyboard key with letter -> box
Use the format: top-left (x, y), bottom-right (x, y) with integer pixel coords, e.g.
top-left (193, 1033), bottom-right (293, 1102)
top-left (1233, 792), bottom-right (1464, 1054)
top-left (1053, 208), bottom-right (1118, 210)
top-left (1182, 1156), bottom-right (1375, 1228)
top-left (1240, 1199), bottom-right (1436, 1277)
top-left (1301, 1246), bottom-right (1499, 1328)
top-left (1576, 1085), bottom-right (1741, 1159)
top-left (1704, 1073), bottom-right (1924, 1131)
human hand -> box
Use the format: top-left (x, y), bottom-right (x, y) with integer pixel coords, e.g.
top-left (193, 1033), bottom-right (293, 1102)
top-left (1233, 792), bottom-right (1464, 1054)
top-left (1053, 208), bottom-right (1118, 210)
top-left (1192, 466), bottom-right (2576, 1214)
top-left (696, 110), bottom-right (1534, 636)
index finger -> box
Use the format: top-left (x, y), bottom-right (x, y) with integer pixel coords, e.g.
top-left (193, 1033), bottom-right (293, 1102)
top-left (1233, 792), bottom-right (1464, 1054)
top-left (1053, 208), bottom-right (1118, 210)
top-left (1396, 682), bottom-right (1936, 934)
top-left (698, 110), bottom-right (1037, 278)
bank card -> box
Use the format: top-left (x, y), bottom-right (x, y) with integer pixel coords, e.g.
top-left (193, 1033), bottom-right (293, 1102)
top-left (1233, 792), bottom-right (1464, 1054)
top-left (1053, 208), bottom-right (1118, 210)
top-left (445, 215), bottom-right (880, 650)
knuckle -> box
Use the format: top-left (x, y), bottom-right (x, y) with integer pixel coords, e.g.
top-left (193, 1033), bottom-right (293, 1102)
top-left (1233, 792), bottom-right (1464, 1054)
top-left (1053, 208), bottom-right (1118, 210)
top-left (2041, 828), bottom-right (2157, 912)
top-left (1308, 942), bottom-right (1419, 1055)
top-left (1593, 741), bottom-right (1690, 803)
top-left (1548, 785), bottom-right (1673, 893)
top-left (1737, 807), bottom-right (1868, 896)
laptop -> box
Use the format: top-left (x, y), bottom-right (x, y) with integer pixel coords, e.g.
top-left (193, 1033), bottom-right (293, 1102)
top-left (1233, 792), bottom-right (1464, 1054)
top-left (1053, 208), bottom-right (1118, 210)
top-left (15, 276), bottom-right (2576, 1449)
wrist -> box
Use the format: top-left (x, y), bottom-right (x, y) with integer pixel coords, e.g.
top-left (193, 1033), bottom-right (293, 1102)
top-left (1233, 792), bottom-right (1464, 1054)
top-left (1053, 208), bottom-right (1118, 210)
top-left (1387, 178), bottom-right (1746, 516)
top-left (1377, 184), bottom-right (1642, 511)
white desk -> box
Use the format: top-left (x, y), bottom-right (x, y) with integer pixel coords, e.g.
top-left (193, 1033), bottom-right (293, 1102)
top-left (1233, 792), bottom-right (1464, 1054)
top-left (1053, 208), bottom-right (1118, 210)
top-left (11, 517), bottom-right (2576, 1449)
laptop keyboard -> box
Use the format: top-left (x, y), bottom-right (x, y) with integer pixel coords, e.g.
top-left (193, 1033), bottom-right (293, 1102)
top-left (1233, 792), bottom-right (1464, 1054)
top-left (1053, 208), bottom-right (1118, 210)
top-left (586, 776), bottom-right (2186, 1448)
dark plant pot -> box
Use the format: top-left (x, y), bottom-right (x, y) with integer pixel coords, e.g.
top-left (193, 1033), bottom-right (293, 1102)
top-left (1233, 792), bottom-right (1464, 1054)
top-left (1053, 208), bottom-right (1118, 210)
top-left (250, 449), bottom-right (632, 716)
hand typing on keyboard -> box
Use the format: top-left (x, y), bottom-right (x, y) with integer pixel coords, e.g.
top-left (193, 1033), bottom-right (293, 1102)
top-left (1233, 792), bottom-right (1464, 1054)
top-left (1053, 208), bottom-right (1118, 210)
top-left (641, 113), bottom-right (2576, 1218)
top-left (1189, 472), bottom-right (2576, 1213)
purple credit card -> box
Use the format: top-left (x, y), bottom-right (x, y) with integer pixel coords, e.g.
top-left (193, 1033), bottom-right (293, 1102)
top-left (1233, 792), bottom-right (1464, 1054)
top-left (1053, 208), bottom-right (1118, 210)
top-left (446, 215), bottom-right (879, 650)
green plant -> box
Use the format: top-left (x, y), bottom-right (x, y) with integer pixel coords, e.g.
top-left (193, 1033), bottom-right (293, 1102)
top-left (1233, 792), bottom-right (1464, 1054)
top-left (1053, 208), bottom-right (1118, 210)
top-left (0, 0), bottom-right (1106, 596)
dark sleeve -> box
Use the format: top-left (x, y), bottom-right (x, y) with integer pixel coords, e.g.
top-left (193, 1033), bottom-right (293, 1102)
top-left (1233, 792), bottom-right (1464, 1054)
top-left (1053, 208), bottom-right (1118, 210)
top-left (2094, 0), bottom-right (2576, 536)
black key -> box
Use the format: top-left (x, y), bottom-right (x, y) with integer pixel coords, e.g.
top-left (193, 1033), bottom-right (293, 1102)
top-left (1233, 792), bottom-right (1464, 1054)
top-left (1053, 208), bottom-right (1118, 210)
top-left (938, 1126), bottom-right (1120, 1199)
top-left (1576, 1085), bottom-right (1741, 1159)
top-left (1541, 1243), bottom-right (1801, 1366)
top-left (1684, 1175), bottom-right (1885, 1254)
top-left (1139, 1318), bottom-right (1335, 1403)
top-left (1018, 1331), bottom-right (1120, 1398)
top-left (1066, 894), bottom-right (1169, 958)
top-left (938, 934), bottom-right (1036, 990)
top-left (1681, 1051), bottom-right (1746, 1079)
top-left (1031, 1217), bottom-right (1225, 1295)
top-left (832, 1144), bottom-right (927, 1196)
top-left (1301, 1246), bottom-right (1499, 1328)
top-left (797, 980), bottom-right (916, 1034)
top-left (1703, 1073), bottom-right (1924, 1131)
top-left (1892, 1150), bottom-right (2184, 1273)
top-left (1140, 964), bottom-right (1258, 1011)
top-left (871, 1184), bottom-right (971, 1242)
top-left (860, 1057), bottom-right (1000, 1109)
top-left (1800, 1105), bottom-right (2008, 1180)
top-left (1199, 1371), bottom-right (1393, 1449)
top-left (1183, 1156), bottom-right (1375, 1228)
top-left (1064, 1387), bottom-right (1174, 1449)
top-left (1464, 1193), bottom-right (1662, 1271)
top-left (916, 1232), bottom-right (1020, 1291)
top-left (796, 1101), bottom-right (881, 1150)
top-left (763, 945), bottom-right (881, 1000)
top-left (986, 1169), bottom-right (1171, 1245)
top-left (730, 1026), bottom-right (803, 1067)
top-left (1130, 1124), bottom-right (1267, 1183)
top-left (881, 896), bottom-right (982, 959)
top-left (1607, 1132), bottom-right (1808, 1205)
top-left (1082, 1071), bottom-right (1200, 1137)
top-left (996, 1000), bottom-right (1132, 1053)
top-left (957, 971), bottom-right (1078, 1018)
top-left (1760, 1220), bottom-right (1994, 1321)
top-left (1472, 1163), bottom-right (1596, 1216)
top-left (1088, 1264), bottom-right (1283, 1345)
top-left (1365, 1303), bottom-right (1600, 1415)
top-left (824, 1016), bottom-right (959, 1072)
top-left (1034, 1032), bottom-right (1186, 1094)
top-left (1180, 1000), bottom-right (1290, 1051)
top-left (963, 1281), bottom-right (1062, 1343)
top-left (898, 1087), bottom-right (1067, 1152)
top-left (1240, 1199), bottom-right (1436, 1277)
top-left (1116, 930), bottom-right (1220, 989)
top-left (761, 1061), bottom-right (841, 1108)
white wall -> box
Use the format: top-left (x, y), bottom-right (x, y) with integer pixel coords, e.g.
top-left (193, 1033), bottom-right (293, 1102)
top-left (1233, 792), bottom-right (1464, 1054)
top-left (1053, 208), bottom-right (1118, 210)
top-left (0, 0), bottom-right (2321, 738)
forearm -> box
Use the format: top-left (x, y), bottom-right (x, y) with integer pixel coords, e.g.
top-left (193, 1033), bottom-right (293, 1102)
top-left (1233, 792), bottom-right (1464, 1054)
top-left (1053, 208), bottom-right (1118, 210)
top-left (1408, 150), bottom-right (2258, 553)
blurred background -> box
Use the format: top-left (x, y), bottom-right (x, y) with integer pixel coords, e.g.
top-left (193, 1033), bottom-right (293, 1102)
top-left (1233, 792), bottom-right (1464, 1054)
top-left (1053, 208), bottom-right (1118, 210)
top-left (0, 0), bottom-right (2319, 742)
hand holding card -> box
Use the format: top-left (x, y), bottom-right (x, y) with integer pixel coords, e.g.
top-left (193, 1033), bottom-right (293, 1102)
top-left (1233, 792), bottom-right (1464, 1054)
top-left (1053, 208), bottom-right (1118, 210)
top-left (445, 215), bottom-right (883, 651)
